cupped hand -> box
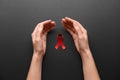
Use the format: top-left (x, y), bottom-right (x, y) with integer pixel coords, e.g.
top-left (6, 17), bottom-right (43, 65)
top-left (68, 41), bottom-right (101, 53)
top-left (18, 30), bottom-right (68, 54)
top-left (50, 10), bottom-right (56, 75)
top-left (31, 20), bottom-right (55, 57)
top-left (62, 17), bottom-right (90, 54)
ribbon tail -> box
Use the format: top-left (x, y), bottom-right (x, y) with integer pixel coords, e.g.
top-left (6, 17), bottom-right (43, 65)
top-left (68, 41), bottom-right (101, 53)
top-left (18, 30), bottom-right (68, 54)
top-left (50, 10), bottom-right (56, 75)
top-left (61, 43), bottom-right (66, 50)
top-left (55, 43), bottom-right (60, 50)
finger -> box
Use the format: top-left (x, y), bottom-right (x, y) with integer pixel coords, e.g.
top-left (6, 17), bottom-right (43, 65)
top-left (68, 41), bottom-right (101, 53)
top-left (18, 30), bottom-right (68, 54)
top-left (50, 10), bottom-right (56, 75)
top-left (64, 17), bottom-right (73, 26)
top-left (65, 17), bottom-right (86, 33)
top-left (62, 18), bottom-right (75, 33)
top-left (32, 20), bottom-right (53, 40)
top-left (42, 19), bottom-right (55, 28)
top-left (61, 20), bottom-right (74, 35)
top-left (41, 20), bottom-right (52, 32)
top-left (41, 20), bottom-right (52, 24)
top-left (34, 20), bottom-right (51, 38)
top-left (46, 21), bottom-right (55, 32)
top-left (33, 20), bottom-right (51, 35)
top-left (65, 17), bottom-right (76, 23)
top-left (63, 23), bottom-right (74, 36)
top-left (42, 21), bottom-right (55, 35)
top-left (62, 21), bottom-right (75, 33)
top-left (65, 17), bottom-right (83, 34)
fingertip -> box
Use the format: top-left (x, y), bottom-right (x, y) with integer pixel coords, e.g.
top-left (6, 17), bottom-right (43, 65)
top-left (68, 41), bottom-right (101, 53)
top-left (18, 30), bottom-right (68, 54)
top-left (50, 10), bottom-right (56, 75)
top-left (42, 19), bottom-right (52, 24)
top-left (62, 18), bottom-right (66, 22)
top-left (64, 17), bottom-right (69, 21)
top-left (50, 21), bottom-right (56, 26)
top-left (65, 16), bottom-right (70, 19)
top-left (51, 21), bottom-right (55, 24)
top-left (65, 17), bottom-right (73, 21)
top-left (50, 20), bottom-right (53, 23)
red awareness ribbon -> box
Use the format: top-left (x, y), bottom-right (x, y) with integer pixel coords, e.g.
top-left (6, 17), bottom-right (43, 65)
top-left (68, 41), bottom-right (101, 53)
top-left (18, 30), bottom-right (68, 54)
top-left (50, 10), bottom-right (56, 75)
top-left (55, 34), bottom-right (66, 50)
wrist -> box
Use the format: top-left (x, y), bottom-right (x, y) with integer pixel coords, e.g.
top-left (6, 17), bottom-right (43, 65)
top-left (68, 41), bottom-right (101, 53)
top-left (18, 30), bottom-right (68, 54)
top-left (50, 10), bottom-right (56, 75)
top-left (80, 47), bottom-right (91, 54)
top-left (79, 49), bottom-right (92, 59)
top-left (33, 51), bottom-right (44, 61)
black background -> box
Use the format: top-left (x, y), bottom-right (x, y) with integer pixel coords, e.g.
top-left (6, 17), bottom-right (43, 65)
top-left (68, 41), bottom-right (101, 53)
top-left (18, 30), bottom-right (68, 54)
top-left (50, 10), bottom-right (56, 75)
top-left (0, 0), bottom-right (120, 80)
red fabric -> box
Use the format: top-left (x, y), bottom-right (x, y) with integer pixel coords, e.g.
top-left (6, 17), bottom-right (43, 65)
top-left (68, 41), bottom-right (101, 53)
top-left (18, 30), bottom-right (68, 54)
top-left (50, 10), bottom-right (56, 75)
top-left (55, 34), bottom-right (66, 50)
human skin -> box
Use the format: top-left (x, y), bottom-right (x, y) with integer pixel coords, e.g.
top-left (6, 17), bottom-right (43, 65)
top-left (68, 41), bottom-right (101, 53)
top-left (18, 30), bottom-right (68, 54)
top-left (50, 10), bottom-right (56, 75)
top-left (62, 17), bottom-right (101, 80)
top-left (26, 20), bottom-right (56, 80)
top-left (26, 17), bottom-right (100, 80)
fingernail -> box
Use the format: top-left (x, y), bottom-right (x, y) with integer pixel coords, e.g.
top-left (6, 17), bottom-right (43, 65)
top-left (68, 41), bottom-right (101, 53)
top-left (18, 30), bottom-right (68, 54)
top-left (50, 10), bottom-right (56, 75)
top-left (51, 21), bottom-right (55, 24)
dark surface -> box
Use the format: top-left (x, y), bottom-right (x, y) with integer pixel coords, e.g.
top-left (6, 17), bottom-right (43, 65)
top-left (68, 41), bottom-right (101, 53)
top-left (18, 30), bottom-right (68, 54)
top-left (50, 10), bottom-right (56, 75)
top-left (0, 0), bottom-right (120, 80)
